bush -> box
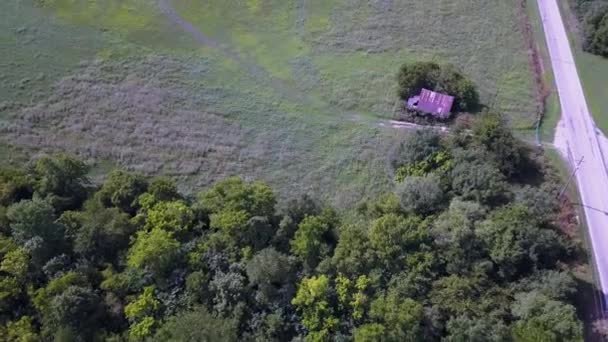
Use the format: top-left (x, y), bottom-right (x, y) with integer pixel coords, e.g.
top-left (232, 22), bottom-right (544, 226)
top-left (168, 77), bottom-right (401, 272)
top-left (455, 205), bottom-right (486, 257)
top-left (397, 62), bottom-right (480, 112)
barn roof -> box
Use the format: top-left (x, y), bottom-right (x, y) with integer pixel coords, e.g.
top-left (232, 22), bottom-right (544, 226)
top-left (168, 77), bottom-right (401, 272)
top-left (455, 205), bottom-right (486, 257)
top-left (416, 88), bottom-right (454, 117)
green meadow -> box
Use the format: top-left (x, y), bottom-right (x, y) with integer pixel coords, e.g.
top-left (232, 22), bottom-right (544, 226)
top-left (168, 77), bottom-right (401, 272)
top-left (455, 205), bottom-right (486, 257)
top-left (0, 0), bottom-right (539, 206)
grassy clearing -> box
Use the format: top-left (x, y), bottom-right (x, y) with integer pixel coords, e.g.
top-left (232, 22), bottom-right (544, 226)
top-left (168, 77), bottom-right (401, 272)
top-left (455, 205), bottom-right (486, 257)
top-left (0, 0), bottom-right (541, 206)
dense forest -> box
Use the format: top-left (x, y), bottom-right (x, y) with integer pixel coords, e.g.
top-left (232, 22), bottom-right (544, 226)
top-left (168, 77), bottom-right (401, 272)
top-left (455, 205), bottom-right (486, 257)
top-left (0, 114), bottom-right (585, 341)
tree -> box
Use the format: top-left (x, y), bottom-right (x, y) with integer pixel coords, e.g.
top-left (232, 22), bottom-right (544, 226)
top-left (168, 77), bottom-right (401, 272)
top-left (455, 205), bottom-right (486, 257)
top-left (96, 170), bottom-right (148, 214)
top-left (430, 274), bottom-right (485, 317)
top-left (432, 199), bottom-right (486, 274)
top-left (450, 147), bottom-right (509, 205)
top-left (368, 289), bottom-right (424, 342)
top-left (472, 113), bottom-right (524, 178)
top-left (396, 174), bottom-right (446, 216)
top-left (511, 291), bottom-right (583, 342)
top-left (514, 270), bottom-right (577, 301)
top-left (0, 316), bottom-right (40, 342)
top-left (61, 199), bottom-right (134, 261)
top-left (145, 200), bottom-right (195, 232)
top-left (125, 286), bottom-right (160, 339)
top-left (46, 286), bottom-right (103, 340)
top-left (445, 314), bottom-right (510, 342)
top-left (292, 275), bottom-right (338, 340)
top-left (0, 168), bottom-right (32, 206)
top-left (199, 177), bottom-right (276, 218)
top-left (476, 206), bottom-right (566, 279)
top-left (7, 199), bottom-right (65, 266)
top-left (397, 61), bottom-right (442, 100)
top-left (368, 214), bottom-right (428, 272)
top-left (246, 248), bottom-right (294, 305)
top-left (290, 215), bottom-right (335, 271)
top-left (354, 323), bottom-right (386, 342)
top-left (147, 176), bottom-right (180, 202)
top-left (31, 154), bottom-right (90, 210)
top-left (153, 306), bottom-right (238, 342)
top-left (332, 224), bottom-right (373, 276)
top-left (127, 228), bottom-right (180, 275)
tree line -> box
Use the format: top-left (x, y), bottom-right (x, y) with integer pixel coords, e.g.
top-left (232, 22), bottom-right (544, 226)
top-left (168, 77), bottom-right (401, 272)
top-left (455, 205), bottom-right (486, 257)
top-left (570, 0), bottom-right (608, 57)
top-left (0, 114), bottom-right (585, 341)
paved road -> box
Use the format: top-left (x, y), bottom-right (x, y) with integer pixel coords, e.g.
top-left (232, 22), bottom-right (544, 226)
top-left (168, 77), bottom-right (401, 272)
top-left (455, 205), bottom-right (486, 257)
top-left (537, 0), bottom-right (608, 310)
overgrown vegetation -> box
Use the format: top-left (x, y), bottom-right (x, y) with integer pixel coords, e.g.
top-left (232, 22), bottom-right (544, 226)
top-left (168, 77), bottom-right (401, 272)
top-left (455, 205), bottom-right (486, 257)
top-left (397, 62), bottom-right (480, 113)
top-left (570, 0), bottom-right (608, 57)
top-left (0, 113), bottom-right (586, 341)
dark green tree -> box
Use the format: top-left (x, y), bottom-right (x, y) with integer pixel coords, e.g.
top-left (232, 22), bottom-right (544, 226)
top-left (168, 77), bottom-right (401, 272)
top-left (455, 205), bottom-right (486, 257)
top-left (96, 170), bottom-right (148, 214)
top-left (31, 154), bottom-right (90, 210)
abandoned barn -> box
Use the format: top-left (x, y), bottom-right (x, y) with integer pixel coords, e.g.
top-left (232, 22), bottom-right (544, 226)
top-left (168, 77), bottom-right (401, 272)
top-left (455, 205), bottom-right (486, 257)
top-left (407, 88), bottom-right (455, 119)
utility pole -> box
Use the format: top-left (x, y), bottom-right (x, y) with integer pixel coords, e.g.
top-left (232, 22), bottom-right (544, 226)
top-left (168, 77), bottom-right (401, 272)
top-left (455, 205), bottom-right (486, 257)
top-left (558, 156), bottom-right (584, 199)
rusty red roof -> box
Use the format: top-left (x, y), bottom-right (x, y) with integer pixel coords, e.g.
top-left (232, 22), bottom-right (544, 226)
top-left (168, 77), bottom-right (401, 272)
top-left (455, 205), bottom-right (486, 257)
top-left (416, 88), bottom-right (454, 116)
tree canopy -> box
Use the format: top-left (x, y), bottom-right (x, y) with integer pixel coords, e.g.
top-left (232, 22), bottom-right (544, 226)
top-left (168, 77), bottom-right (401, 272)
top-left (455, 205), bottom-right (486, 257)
top-left (0, 138), bottom-right (584, 341)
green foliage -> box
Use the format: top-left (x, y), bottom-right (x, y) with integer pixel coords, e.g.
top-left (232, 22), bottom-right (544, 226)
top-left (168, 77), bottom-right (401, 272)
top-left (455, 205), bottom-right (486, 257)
top-left (0, 145), bottom-right (583, 342)
top-left (393, 129), bottom-right (442, 167)
top-left (445, 314), bottom-right (510, 342)
top-left (369, 289), bottom-right (424, 342)
top-left (353, 323), bottom-right (386, 342)
top-left (46, 286), bottom-right (102, 339)
top-left (147, 177), bottom-right (180, 203)
top-left (581, 3), bottom-right (608, 57)
top-left (6, 198), bottom-right (65, 266)
top-left (97, 170), bottom-right (148, 214)
top-left (199, 177), bottom-right (276, 218)
top-left (511, 292), bottom-right (583, 342)
top-left (145, 200), bottom-right (194, 232)
top-left (472, 113), bottom-right (524, 178)
top-left (153, 306), bottom-right (238, 342)
top-left (61, 199), bottom-right (133, 260)
top-left (395, 150), bottom-right (453, 181)
top-left (31, 154), bottom-right (90, 210)
top-left (396, 174), bottom-right (445, 216)
top-left (127, 228), bottom-right (180, 275)
top-left (0, 168), bottom-right (32, 206)
top-left (7, 198), bottom-right (63, 245)
top-left (450, 147), bottom-right (509, 205)
top-left (368, 214), bottom-right (428, 271)
top-left (397, 62), bottom-right (480, 112)
top-left (33, 272), bottom-right (88, 320)
top-left (0, 316), bottom-right (40, 342)
top-left (125, 286), bottom-right (160, 339)
top-left (292, 275), bottom-right (338, 338)
top-left (477, 206), bottom-right (566, 279)
top-left (290, 214), bottom-right (335, 270)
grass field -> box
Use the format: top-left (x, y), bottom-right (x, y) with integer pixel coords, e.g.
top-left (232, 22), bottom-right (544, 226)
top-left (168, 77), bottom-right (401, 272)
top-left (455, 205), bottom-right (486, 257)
top-left (0, 0), bottom-right (540, 206)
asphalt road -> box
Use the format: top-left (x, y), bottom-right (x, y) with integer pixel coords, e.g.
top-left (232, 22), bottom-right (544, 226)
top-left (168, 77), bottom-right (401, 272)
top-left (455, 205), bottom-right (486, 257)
top-left (537, 0), bottom-right (608, 311)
